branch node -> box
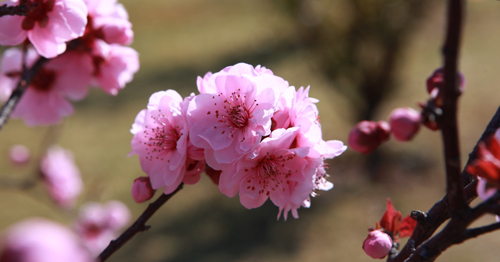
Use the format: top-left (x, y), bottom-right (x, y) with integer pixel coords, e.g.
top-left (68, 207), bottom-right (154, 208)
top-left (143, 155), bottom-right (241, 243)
top-left (411, 210), bottom-right (428, 223)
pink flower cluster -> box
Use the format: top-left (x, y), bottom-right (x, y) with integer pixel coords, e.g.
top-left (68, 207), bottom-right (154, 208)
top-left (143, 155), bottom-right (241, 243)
top-left (130, 63), bottom-right (346, 219)
top-left (0, 0), bottom-right (138, 126)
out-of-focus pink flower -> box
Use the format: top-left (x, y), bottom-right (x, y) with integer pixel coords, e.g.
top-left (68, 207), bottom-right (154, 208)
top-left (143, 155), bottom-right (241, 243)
top-left (0, 47), bottom-right (92, 126)
top-left (74, 201), bottom-right (130, 256)
top-left (91, 40), bottom-right (139, 95)
top-left (131, 176), bottom-right (155, 203)
top-left (188, 63), bottom-right (285, 166)
top-left (388, 107), bottom-right (421, 141)
top-left (0, 218), bottom-right (92, 262)
top-left (466, 128), bottom-right (500, 190)
top-left (348, 121), bottom-right (391, 154)
top-left (84, 0), bottom-right (133, 45)
top-left (131, 90), bottom-right (203, 194)
top-left (476, 176), bottom-right (497, 200)
top-left (9, 145), bottom-right (30, 166)
top-left (40, 145), bottom-right (83, 208)
top-left (363, 230), bottom-right (392, 259)
top-left (0, 0), bottom-right (88, 58)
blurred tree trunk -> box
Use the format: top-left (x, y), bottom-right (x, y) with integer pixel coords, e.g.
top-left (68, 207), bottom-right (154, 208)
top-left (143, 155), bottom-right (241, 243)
top-left (277, 0), bottom-right (435, 181)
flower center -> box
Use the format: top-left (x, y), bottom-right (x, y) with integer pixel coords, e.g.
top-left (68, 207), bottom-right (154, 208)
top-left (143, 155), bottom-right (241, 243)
top-left (142, 113), bottom-right (183, 162)
top-left (245, 153), bottom-right (296, 196)
top-left (31, 68), bottom-right (56, 92)
top-left (22, 0), bottom-right (56, 30)
top-left (229, 105), bottom-right (249, 128)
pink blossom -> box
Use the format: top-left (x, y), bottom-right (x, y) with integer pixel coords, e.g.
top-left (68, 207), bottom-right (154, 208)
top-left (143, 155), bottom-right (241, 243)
top-left (0, 0), bottom-right (88, 58)
top-left (131, 176), bottom-right (155, 203)
top-left (91, 40), bottom-right (139, 95)
top-left (476, 176), bottom-right (498, 200)
top-left (74, 201), bottom-right (130, 256)
top-left (9, 145), bottom-right (30, 166)
top-left (389, 107), bottom-right (421, 141)
top-left (188, 63), bottom-right (285, 166)
top-left (131, 90), bottom-right (204, 194)
top-left (219, 128), bottom-right (315, 219)
top-left (0, 47), bottom-right (92, 126)
top-left (363, 230), bottom-right (392, 259)
top-left (84, 0), bottom-right (133, 45)
top-left (0, 218), bottom-right (92, 262)
top-left (39, 145), bottom-right (83, 208)
top-left (348, 121), bottom-right (391, 154)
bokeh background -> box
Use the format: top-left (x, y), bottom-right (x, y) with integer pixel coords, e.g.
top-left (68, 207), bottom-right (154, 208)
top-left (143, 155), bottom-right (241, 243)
top-left (2, 0), bottom-right (500, 261)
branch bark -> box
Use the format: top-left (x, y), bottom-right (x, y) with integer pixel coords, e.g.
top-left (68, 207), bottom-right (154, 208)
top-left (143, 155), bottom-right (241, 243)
top-left (0, 57), bottom-right (47, 131)
top-left (96, 183), bottom-right (184, 262)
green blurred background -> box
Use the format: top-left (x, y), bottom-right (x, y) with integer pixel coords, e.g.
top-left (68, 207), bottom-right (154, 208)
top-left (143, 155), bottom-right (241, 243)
top-left (2, 0), bottom-right (500, 261)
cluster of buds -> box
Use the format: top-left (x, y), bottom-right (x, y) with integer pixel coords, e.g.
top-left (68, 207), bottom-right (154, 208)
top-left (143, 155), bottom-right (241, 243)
top-left (349, 68), bottom-right (466, 154)
top-left (363, 199), bottom-right (417, 259)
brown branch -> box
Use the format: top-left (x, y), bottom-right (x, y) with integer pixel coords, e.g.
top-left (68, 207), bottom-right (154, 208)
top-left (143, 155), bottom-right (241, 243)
top-left (440, 0), bottom-right (466, 214)
top-left (96, 183), bottom-right (184, 262)
top-left (0, 3), bottom-right (28, 17)
top-left (0, 56), bottom-right (47, 131)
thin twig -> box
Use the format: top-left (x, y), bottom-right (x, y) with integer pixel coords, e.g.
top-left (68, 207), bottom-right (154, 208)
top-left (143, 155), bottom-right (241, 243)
top-left (96, 183), bottom-right (184, 262)
top-left (0, 3), bottom-right (28, 17)
top-left (0, 57), bottom-right (47, 131)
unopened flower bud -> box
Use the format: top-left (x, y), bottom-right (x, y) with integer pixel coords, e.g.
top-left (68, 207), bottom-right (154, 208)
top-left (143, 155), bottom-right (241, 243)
top-left (426, 68), bottom-right (465, 97)
top-left (131, 177), bottom-right (155, 203)
top-left (348, 121), bottom-right (391, 154)
top-left (9, 145), bottom-right (30, 166)
top-left (363, 230), bottom-right (392, 259)
top-left (389, 107), bottom-right (421, 141)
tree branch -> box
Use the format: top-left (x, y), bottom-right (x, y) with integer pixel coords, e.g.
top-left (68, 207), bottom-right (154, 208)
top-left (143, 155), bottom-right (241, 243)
top-left (0, 57), bottom-right (47, 131)
top-left (96, 183), bottom-right (184, 262)
top-left (440, 0), bottom-right (466, 214)
top-left (0, 2), bottom-right (31, 17)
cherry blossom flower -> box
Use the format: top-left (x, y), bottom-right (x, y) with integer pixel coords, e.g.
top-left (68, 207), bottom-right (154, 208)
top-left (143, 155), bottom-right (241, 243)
top-left (363, 230), bottom-right (392, 259)
top-left (0, 47), bottom-right (92, 126)
top-left (74, 201), bottom-right (130, 256)
top-left (131, 90), bottom-right (203, 194)
top-left (0, 0), bottom-right (88, 58)
top-left (0, 218), bottom-right (92, 262)
top-left (188, 63), bottom-right (285, 166)
top-left (84, 0), bottom-right (133, 45)
top-left (218, 128), bottom-right (315, 218)
top-left (39, 145), bottom-right (83, 208)
top-left (90, 39), bottom-right (139, 95)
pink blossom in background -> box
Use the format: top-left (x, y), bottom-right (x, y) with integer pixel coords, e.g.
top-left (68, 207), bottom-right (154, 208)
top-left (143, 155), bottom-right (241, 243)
top-left (131, 176), bottom-right (155, 203)
top-left (74, 201), bottom-right (130, 256)
top-left (188, 63), bottom-right (284, 166)
top-left (0, 47), bottom-right (92, 126)
top-left (39, 145), bottom-right (83, 208)
top-left (0, 218), bottom-right (92, 262)
top-left (9, 145), bottom-right (30, 166)
top-left (91, 40), bottom-right (139, 95)
top-left (84, 0), bottom-right (133, 45)
top-left (476, 176), bottom-right (497, 200)
top-left (0, 0), bottom-right (88, 58)
top-left (131, 90), bottom-right (195, 194)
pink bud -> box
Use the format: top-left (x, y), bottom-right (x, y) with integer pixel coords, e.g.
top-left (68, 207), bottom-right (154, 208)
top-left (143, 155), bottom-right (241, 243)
top-left (131, 176), bottom-right (155, 203)
top-left (363, 230), bottom-right (392, 259)
top-left (9, 145), bottom-right (30, 166)
top-left (426, 68), bottom-right (465, 97)
top-left (348, 121), bottom-right (391, 154)
top-left (389, 107), bottom-right (421, 141)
